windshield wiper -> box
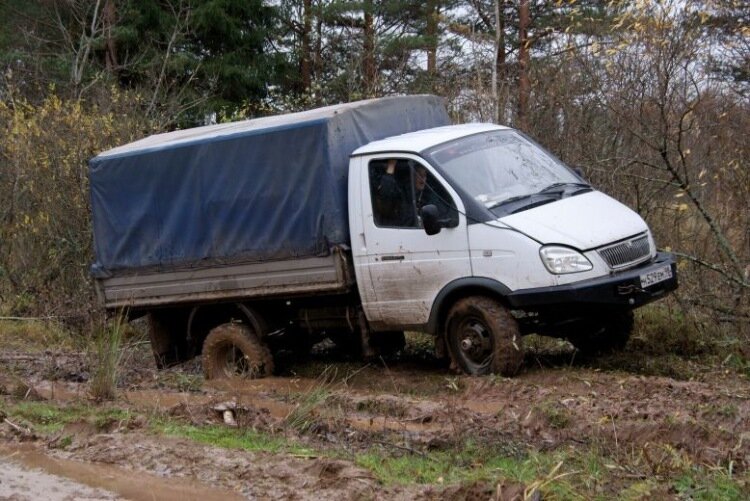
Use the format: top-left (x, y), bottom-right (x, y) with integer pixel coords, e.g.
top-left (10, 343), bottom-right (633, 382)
top-left (538, 182), bottom-right (591, 194)
top-left (486, 182), bottom-right (592, 210)
top-left (486, 192), bottom-right (544, 209)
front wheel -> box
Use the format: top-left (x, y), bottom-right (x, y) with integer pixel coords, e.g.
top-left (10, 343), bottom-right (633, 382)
top-left (445, 297), bottom-right (524, 376)
top-left (202, 322), bottom-right (274, 379)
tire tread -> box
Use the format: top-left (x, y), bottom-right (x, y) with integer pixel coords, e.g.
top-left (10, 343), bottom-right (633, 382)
top-left (203, 323), bottom-right (274, 379)
top-left (446, 296), bottom-right (523, 377)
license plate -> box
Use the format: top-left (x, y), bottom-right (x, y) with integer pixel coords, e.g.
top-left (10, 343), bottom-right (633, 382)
top-left (640, 265), bottom-right (673, 288)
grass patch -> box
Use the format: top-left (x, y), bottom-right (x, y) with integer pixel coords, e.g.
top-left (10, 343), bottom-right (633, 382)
top-left (354, 444), bottom-right (582, 498)
top-left (0, 319), bottom-right (76, 352)
top-left (157, 371), bottom-right (204, 392)
top-left (673, 469), bottom-right (747, 501)
top-left (285, 385), bottom-right (330, 433)
top-left (631, 304), bottom-right (713, 357)
top-left (594, 352), bottom-right (702, 380)
top-left (353, 441), bottom-right (748, 499)
top-left (403, 331), bottom-right (436, 360)
top-left (584, 303), bottom-right (749, 380)
top-left (283, 365), bottom-right (342, 433)
top-left (2, 400), bottom-right (133, 434)
top-left (155, 421), bottom-right (313, 456)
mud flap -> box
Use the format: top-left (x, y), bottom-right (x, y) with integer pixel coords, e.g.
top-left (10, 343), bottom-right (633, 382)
top-left (357, 310), bottom-right (377, 359)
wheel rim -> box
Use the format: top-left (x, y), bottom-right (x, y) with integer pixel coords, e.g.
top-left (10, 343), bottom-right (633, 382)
top-left (453, 316), bottom-right (493, 372)
top-left (218, 344), bottom-right (258, 377)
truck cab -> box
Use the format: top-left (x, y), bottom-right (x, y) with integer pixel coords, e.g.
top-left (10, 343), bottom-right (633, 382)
top-left (348, 124), bottom-right (676, 374)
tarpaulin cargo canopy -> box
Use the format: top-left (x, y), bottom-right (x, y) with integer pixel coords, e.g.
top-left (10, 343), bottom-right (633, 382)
top-left (89, 95), bottom-right (450, 277)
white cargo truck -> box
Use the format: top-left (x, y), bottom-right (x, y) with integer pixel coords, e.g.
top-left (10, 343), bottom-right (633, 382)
top-left (89, 96), bottom-right (677, 377)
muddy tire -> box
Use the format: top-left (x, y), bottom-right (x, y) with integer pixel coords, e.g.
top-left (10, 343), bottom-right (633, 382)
top-left (568, 310), bottom-right (634, 356)
top-left (202, 323), bottom-right (274, 379)
top-left (445, 297), bottom-right (523, 377)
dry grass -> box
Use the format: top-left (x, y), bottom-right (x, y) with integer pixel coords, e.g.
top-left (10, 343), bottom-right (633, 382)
top-left (284, 366), bottom-right (339, 433)
top-left (0, 319), bottom-right (76, 352)
top-left (89, 315), bottom-right (127, 401)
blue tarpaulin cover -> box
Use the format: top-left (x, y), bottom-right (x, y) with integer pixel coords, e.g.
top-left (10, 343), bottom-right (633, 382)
top-left (89, 95), bottom-right (450, 277)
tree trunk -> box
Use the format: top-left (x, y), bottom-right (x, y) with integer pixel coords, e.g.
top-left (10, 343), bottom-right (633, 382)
top-left (518, 0), bottom-right (530, 131)
top-left (363, 0), bottom-right (376, 97)
top-left (493, 0), bottom-right (506, 123)
top-left (103, 0), bottom-right (118, 71)
top-left (300, 0), bottom-right (313, 91)
top-left (314, 4), bottom-right (323, 89)
top-left (426, 0), bottom-right (439, 78)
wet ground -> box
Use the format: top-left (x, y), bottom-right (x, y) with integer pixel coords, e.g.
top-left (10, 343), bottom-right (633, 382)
top-left (0, 451), bottom-right (120, 500)
top-left (0, 332), bottom-right (748, 499)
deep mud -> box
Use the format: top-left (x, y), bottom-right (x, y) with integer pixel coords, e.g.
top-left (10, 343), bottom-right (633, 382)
top-left (1, 339), bottom-right (749, 499)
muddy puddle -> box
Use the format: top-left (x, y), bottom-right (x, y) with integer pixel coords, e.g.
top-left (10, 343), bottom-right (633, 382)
top-left (129, 383), bottom-right (451, 435)
top-left (0, 456), bottom-right (119, 500)
top-left (0, 443), bottom-right (243, 501)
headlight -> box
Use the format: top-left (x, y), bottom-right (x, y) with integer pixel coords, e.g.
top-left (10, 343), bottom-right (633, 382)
top-left (539, 246), bottom-right (593, 274)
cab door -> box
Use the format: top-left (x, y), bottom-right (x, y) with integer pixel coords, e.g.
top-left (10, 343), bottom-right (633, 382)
top-left (352, 154), bottom-right (472, 328)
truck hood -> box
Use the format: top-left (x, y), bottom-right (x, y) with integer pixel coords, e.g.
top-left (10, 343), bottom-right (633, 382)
top-left (498, 191), bottom-right (648, 250)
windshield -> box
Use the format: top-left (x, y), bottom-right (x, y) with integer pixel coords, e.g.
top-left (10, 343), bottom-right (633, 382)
top-left (424, 130), bottom-right (582, 209)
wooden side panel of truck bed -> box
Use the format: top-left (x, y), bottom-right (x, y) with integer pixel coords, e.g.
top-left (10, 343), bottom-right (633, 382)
top-left (96, 253), bottom-right (353, 310)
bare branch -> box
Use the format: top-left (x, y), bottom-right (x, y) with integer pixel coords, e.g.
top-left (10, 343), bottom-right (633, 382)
top-left (672, 251), bottom-right (749, 289)
top-left (148, 0), bottom-right (190, 116)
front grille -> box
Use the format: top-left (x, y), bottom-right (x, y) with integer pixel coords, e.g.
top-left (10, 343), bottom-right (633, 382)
top-left (597, 234), bottom-right (651, 270)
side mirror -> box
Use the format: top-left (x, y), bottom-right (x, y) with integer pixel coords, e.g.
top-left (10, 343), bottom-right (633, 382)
top-left (421, 204), bottom-right (441, 235)
top-left (573, 166), bottom-right (586, 181)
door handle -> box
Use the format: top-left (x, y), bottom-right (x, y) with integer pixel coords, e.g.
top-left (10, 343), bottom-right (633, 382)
top-left (381, 255), bottom-right (405, 261)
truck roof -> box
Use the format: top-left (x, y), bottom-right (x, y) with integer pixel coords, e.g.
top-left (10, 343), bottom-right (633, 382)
top-left (352, 123), bottom-right (509, 156)
top-left (97, 96), bottom-right (434, 160)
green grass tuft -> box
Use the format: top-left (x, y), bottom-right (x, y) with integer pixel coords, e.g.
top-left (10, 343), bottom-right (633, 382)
top-left (89, 315), bottom-right (127, 401)
top-left (4, 401), bottom-right (133, 434)
top-left (156, 421), bottom-right (313, 456)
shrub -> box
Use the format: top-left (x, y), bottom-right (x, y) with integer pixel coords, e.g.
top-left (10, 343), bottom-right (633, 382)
top-left (0, 89), bottom-right (156, 325)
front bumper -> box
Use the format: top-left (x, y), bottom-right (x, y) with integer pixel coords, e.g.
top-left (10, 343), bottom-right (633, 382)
top-left (506, 252), bottom-right (678, 310)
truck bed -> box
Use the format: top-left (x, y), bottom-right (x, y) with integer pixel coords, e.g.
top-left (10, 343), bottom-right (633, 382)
top-left (96, 252), bottom-right (353, 310)
top-left (89, 96), bottom-right (449, 280)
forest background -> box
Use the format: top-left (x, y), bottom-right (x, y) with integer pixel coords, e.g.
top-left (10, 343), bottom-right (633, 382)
top-left (0, 0), bottom-right (747, 348)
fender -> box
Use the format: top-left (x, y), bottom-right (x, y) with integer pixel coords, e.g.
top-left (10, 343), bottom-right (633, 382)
top-left (426, 277), bottom-right (512, 334)
top-left (187, 302), bottom-right (267, 344)
top-left (235, 303), bottom-right (268, 335)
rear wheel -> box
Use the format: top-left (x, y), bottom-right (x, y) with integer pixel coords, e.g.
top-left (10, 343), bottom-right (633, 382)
top-left (567, 310), bottom-right (634, 356)
top-left (446, 297), bottom-right (523, 376)
top-left (202, 323), bottom-right (274, 379)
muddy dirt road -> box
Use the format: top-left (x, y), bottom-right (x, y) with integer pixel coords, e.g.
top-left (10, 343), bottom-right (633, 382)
top-left (1, 334), bottom-right (748, 499)
top-left (0, 452), bottom-right (120, 500)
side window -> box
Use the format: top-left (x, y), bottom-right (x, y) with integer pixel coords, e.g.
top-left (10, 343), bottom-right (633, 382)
top-left (369, 159), bottom-right (417, 228)
top-left (415, 165), bottom-right (459, 228)
top-left (369, 159), bottom-right (458, 229)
